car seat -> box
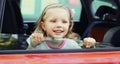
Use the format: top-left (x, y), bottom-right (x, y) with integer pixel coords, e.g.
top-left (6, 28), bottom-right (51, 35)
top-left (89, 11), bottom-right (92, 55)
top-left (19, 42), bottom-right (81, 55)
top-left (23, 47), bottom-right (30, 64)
top-left (81, 5), bottom-right (119, 42)
top-left (102, 26), bottom-right (120, 47)
top-left (82, 21), bottom-right (119, 42)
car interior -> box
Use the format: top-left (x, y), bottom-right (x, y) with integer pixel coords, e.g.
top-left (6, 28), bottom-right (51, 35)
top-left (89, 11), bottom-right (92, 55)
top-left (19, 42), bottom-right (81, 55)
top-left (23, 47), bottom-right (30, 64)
top-left (0, 0), bottom-right (120, 52)
top-left (0, 1), bottom-right (120, 64)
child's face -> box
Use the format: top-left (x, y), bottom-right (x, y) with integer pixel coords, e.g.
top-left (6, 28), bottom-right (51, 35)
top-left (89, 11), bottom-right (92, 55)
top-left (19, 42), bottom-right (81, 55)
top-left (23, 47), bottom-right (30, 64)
top-left (41, 8), bottom-right (70, 38)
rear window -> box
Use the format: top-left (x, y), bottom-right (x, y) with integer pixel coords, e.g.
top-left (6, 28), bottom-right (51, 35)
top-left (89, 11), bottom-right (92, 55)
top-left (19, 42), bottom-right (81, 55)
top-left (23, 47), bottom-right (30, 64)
top-left (20, 0), bottom-right (82, 22)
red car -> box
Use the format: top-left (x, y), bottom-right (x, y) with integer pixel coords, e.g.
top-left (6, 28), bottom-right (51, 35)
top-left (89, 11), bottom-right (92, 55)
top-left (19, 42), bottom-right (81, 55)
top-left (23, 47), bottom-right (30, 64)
top-left (0, 0), bottom-right (120, 64)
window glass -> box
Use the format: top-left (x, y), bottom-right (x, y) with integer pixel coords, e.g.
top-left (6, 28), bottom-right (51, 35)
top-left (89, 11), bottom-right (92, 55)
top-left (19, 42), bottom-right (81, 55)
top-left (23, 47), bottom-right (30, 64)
top-left (94, 0), bottom-right (112, 9)
top-left (91, 0), bottom-right (113, 17)
top-left (21, 0), bottom-right (40, 21)
top-left (20, 0), bottom-right (82, 22)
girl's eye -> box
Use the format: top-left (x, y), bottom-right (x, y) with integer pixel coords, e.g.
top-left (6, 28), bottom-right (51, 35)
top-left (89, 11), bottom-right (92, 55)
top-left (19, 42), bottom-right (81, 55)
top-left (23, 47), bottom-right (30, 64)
top-left (50, 20), bottom-right (56, 23)
top-left (62, 21), bottom-right (68, 23)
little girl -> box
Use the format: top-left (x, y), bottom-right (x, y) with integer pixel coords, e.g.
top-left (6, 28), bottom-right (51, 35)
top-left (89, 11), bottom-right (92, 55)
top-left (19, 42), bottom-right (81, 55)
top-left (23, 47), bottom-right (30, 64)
top-left (27, 4), bottom-right (96, 50)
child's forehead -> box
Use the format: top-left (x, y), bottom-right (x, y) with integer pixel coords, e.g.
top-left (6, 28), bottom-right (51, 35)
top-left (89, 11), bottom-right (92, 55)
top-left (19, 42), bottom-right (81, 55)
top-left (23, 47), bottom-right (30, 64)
top-left (43, 8), bottom-right (69, 19)
top-left (45, 8), bottom-right (69, 17)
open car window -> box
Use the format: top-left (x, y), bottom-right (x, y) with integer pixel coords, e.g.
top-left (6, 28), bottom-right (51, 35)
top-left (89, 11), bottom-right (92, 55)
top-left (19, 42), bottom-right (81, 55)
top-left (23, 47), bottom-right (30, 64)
top-left (0, 0), bottom-right (120, 49)
top-left (21, 0), bottom-right (82, 22)
top-left (0, 0), bottom-right (120, 55)
top-left (0, 0), bottom-right (120, 63)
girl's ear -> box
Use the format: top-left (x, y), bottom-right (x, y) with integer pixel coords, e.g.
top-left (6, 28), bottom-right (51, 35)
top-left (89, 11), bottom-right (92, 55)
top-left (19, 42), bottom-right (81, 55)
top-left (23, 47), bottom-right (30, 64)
top-left (40, 22), bottom-right (46, 31)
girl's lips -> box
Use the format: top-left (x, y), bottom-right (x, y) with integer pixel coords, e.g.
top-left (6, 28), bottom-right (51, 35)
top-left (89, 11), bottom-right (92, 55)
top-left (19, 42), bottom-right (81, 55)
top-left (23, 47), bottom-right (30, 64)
top-left (53, 30), bottom-right (64, 35)
top-left (53, 30), bottom-right (64, 33)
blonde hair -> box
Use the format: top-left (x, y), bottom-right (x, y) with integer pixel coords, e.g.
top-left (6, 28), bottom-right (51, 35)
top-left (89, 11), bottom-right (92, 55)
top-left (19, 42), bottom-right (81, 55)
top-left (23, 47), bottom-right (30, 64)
top-left (34, 3), bottom-right (74, 37)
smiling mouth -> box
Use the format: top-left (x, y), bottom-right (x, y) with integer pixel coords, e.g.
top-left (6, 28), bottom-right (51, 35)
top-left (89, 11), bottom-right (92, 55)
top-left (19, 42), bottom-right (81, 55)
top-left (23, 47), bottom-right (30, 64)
top-left (53, 30), bottom-right (64, 35)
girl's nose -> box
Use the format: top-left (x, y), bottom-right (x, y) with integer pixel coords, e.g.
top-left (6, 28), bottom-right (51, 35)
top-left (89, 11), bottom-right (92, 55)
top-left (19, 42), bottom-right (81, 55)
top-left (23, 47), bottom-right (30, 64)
top-left (56, 21), bottom-right (63, 28)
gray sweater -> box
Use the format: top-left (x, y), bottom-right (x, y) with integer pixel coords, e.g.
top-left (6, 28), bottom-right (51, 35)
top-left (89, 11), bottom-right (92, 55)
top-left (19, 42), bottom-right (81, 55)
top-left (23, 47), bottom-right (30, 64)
top-left (35, 39), bottom-right (81, 50)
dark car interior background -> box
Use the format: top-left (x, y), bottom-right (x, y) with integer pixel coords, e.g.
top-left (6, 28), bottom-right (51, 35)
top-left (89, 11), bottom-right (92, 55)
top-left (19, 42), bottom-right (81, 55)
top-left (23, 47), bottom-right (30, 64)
top-left (0, 0), bottom-right (120, 50)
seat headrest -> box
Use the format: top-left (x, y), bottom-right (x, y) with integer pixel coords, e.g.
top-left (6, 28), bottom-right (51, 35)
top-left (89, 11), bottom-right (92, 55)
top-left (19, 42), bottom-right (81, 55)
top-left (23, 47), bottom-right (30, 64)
top-left (111, 29), bottom-right (120, 47)
top-left (103, 26), bottom-right (120, 47)
top-left (95, 6), bottom-right (116, 21)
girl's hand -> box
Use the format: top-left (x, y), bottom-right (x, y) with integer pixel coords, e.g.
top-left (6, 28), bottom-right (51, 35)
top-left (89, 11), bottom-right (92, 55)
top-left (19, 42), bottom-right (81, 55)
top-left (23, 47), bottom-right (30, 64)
top-left (83, 37), bottom-right (96, 48)
top-left (27, 33), bottom-right (44, 48)
top-left (31, 33), bottom-right (43, 42)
